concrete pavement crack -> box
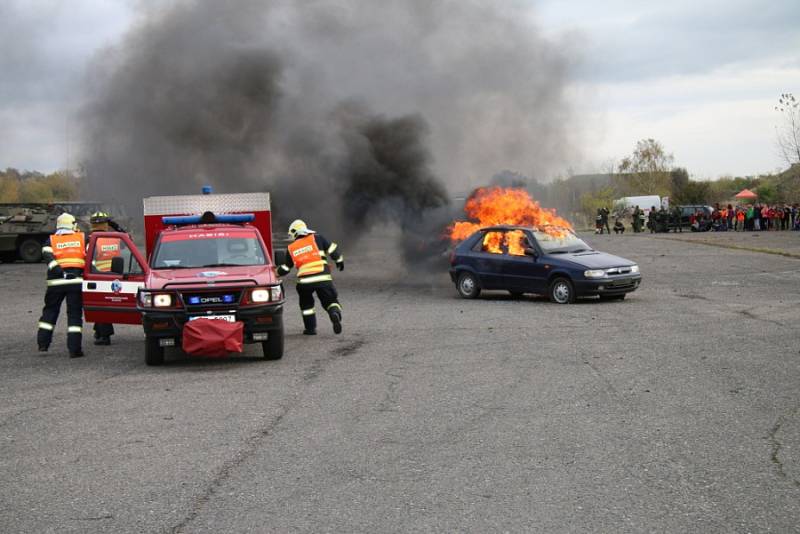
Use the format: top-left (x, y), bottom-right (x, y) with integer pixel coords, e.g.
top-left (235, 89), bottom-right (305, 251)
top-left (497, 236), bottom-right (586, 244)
top-left (171, 334), bottom-right (367, 533)
top-left (768, 407), bottom-right (800, 489)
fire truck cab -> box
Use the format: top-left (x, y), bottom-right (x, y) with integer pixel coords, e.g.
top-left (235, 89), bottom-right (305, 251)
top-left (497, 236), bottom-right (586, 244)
top-left (81, 191), bottom-right (285, 365)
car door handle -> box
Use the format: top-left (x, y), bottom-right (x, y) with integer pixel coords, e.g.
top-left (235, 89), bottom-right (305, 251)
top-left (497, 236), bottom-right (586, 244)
top-left (87, 282), bottom-right (97, 290)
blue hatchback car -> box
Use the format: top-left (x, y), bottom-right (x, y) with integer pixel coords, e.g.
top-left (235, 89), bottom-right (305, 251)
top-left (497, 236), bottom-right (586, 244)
top-left (449, 225), bottom-right (642, 303)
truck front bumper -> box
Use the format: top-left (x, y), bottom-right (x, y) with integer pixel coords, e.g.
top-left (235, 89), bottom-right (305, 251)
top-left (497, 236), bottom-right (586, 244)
top-left (142, 303), bottom-right (284, 344)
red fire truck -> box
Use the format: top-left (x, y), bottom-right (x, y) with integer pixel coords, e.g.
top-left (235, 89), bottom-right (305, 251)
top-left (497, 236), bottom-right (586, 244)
top-left (81, 191), bottom-right (285, 365)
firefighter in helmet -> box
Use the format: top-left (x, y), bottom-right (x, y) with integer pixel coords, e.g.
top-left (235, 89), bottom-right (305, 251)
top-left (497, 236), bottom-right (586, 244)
top-left (89, 211), bottom-right (127, 345)
top-left (277, 219), bottom-right (344, 335)
top-left (37, 213), bottom-right (86, 357)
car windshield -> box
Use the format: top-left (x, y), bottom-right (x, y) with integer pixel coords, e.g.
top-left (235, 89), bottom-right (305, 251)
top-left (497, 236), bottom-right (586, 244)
top-left (153, 234), bottom-right (267, 269)
top-left (532, 228), bottom-right (592, 253)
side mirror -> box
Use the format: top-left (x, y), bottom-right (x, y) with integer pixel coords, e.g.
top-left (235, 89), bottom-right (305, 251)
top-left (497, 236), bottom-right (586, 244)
top-left (110, 256), bottom-right (125, 275)
top-left (524, 247), bottom-right (537, 257)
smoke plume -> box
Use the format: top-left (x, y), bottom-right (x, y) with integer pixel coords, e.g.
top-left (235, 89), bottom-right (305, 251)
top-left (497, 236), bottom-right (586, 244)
top-left (80, 0), bottom-right (575, 263)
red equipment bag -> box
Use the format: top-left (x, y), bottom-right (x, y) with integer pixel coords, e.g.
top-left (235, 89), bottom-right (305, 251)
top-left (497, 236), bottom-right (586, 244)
top-left (182, 319), bottom-right (244, 357)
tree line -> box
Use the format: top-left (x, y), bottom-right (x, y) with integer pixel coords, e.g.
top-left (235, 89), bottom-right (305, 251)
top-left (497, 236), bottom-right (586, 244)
top-left (0, 168), bottom-right (80, 203)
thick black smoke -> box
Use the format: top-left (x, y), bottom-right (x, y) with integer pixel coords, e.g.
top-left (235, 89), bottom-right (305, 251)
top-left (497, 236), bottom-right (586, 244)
top-left (80, 0), bottom-right (575, 264)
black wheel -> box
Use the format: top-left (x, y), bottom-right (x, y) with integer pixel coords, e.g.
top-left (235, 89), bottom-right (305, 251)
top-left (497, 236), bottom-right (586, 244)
top-left (548, 277), bottom-right (575, 304)
top-left (456, 271), bottom-right (481, 299)
top-left (600, 294), bottom-right (626, 301)
top-left (262, 328), bottom-right (284, 360)
top-left (18, 238), bottom-right (43, 263)
top-left (508, 290), bottom-right (524, 298)
top-left (145, 336), bottom-right (165, 366)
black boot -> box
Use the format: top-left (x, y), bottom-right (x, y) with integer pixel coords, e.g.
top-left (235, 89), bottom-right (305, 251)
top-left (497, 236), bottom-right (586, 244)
top-left (330, 309), bottom-right (342, 335)
top-left (94, 336), bottom-right (111, 346)
top-left (70, 350), bottom-right (85, 358)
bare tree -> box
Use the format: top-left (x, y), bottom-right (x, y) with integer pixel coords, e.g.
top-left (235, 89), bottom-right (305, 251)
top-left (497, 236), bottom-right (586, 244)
top-left (616, 138), bottom-right (673, 195)
top-left (775, 93), bottom-right (800, 166)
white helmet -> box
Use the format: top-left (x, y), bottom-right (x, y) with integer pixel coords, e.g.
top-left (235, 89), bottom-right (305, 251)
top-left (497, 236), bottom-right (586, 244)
top-left (56, 213), bottom-right (76, 231)
top-left (288, 219), bottom-right (315, 239)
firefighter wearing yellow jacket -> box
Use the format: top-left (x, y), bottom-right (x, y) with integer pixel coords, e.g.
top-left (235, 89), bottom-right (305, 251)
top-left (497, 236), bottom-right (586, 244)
top-left (37, 213), bottom-right (86, 357)
top-left (277, 220), bottom-right (343, 335)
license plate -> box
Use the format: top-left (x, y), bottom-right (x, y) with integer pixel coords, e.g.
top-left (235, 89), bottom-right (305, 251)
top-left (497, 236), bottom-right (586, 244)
top-left (189, 314), bottom-right (235, 322)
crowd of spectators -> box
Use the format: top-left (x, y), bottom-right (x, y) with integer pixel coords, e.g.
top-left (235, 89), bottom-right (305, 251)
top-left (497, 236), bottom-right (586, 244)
top-left (695, 203), bottom-right (800, 232)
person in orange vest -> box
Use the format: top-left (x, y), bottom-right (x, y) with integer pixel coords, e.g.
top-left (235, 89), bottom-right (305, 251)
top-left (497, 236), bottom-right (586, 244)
top-left (89, 211), bottom-right (127, 345)
top-left (37, 213), bottom-right (86, 357)
top-left (277, 219), bottom-right (343, 335)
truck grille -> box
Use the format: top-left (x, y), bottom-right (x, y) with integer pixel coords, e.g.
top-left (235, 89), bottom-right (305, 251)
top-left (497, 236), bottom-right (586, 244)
top-left (181, 291), bottom-right (241, 307)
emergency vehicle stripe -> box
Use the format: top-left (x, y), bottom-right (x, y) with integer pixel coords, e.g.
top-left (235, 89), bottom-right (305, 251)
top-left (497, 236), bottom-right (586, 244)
top-left (47, 278), bottom-right (84, 286)
top-left (38, 321), bottom-right (54, 330)
top-left (326, 303), bottom-right (342, 311)
top-left (67, 326), bottom-right (82, 333)
top-left (327, 243), bottom-right (338, 254)
top-left (297, 274), bottom-right (333, 284)
top-left (297, 260), bottom-right (326, 276)
top-left (302, 308), bottom-right (316, 316)
top-left (81, 280), bottom-right (144, 294)
top-left (47, 260), bottom-right (60, 270)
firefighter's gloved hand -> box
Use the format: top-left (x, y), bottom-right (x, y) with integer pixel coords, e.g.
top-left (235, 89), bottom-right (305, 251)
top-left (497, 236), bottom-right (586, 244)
top-left (337, 262), bottom-right (344, 271)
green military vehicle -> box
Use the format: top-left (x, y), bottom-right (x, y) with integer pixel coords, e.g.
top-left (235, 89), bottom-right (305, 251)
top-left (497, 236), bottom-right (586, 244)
top-left (0, 202), bottom-right (104, 263)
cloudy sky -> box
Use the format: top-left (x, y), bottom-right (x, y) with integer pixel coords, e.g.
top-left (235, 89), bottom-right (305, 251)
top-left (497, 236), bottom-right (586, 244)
top-left (1, 0), bottom-right (798, 179)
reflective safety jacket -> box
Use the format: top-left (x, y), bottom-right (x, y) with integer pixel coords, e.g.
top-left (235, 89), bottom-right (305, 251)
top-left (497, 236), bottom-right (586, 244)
top-left (42, 231), bottom-right (86, 286)
top-left (277, 233), bottom-right (343, 284)
top-left (93, 237), bottom-right (121, 272)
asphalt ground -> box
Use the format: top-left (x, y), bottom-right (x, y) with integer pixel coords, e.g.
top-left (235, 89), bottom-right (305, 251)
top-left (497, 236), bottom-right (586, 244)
top-left (1, 230), bottom-right (799, 533)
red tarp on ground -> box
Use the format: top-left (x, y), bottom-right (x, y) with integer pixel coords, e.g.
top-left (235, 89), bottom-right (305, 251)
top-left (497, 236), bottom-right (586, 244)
top-left (182, 319), bottom-right (243, 357)
top-left (735, 188), bottom-right (757, 199)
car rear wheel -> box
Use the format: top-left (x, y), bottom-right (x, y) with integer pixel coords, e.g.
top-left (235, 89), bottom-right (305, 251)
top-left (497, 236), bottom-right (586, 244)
top-left (456, 272), bottom-right (481, 299)
top-left (145, 336), bottom-right (165, 366)
top-left (18, 238), bottom-right (42, 263)
top-left (548, 277), bottom-right (575, 304)
top-left (262, 328), bottom-right (284, 360)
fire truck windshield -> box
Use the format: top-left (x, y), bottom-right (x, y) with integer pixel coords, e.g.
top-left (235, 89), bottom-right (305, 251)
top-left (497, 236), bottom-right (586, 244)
top-left (152, 235), bottom-right (267, 269)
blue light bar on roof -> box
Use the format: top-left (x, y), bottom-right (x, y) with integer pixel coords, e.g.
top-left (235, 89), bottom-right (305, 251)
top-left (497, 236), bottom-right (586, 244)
top-left (163, 215), bottom-right (202, 225)
top-left (162, 213), bottom-right (255, 225)
top-left (216, 214), bottom-right (254, 223)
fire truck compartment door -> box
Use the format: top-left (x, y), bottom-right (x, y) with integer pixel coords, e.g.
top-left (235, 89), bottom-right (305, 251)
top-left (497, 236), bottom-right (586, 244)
top-left (83, 232), bottom-right (148, 325)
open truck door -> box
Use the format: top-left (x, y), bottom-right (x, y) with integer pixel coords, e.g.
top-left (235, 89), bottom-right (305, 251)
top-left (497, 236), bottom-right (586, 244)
top-left (82, 231), bottom-right (149, 325)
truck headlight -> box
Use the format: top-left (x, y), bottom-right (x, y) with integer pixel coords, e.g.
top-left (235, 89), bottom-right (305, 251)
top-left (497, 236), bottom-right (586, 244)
top-left (584, 269), bottom-right (606, 278)
top-left (139, 292), bottom-right (152, 307)
top-left (250, 288), bottom-right (270, 303)
top-left (153, 293), bottom-right (173, 307)
top-left (630, 264), bottom-right (640, 273)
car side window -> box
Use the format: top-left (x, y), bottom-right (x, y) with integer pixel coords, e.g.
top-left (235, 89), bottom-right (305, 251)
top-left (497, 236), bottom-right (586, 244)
top-left (91, 238), bottom-right (143, 275)
top-left (478, 231), bottom-right (507, 255)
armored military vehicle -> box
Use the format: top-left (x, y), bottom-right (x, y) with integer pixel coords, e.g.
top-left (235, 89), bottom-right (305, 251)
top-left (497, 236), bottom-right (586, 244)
top-left (0, 203), bottom-right (100, 263)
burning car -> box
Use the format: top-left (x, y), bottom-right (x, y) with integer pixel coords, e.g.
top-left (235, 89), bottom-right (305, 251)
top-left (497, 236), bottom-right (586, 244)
top-left (449, 225), bottom-right (641, 303)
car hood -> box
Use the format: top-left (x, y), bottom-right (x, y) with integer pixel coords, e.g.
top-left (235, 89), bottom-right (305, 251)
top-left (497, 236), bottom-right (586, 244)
top-left (551, 251), bottom-right (635, 269)
top-left (147, 264), bottom-right (278, 289)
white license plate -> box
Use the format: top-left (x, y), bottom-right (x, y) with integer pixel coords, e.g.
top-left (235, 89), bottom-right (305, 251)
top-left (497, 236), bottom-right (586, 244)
top-left (189, 315), bottom-right (236, 322)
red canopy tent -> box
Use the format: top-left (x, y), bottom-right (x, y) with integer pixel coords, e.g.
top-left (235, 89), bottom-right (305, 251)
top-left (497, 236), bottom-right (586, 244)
top-left (734, 188), bottom-right (757, 200)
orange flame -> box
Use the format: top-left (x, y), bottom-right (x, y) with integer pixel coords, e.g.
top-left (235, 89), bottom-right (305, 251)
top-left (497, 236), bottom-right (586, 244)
top-left (448, 187), bottom-right (573, 248)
